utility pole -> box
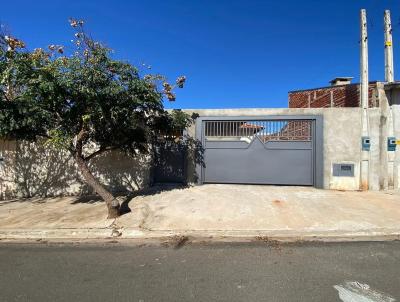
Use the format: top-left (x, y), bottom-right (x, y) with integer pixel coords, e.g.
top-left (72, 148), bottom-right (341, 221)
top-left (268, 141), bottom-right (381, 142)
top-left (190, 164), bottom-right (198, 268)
top-left (384, 10), bottom-right (396, 188)
top-left (360, 9), bottom-right (370, 190)
top-left (384, 10), bottom-right (394, 82)
top-left (360, 9), bottom-right (369, 109)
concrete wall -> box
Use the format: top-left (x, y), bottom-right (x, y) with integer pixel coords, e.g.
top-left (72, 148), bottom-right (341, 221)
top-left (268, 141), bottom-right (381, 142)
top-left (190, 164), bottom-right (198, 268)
top-left (394, 105), bottom-right (400, 189)
top-left (382, 84), bottom-right (400, 190)
top-left (185, 107), bottom-right (389, 191)
top-left (1, 104), bottom-right (395, 199)
top-left (0, 140), bottom-right (152, 200)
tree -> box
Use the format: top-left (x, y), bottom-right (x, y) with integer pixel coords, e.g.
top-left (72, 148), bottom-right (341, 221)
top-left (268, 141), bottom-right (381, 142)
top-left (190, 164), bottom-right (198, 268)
top-left (0, 19), bottom-right (196, 218)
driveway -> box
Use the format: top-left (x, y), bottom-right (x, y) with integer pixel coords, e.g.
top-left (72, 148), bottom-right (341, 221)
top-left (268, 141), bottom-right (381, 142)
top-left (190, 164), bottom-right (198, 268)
top-left (128, 184), bottom-right (400, 234)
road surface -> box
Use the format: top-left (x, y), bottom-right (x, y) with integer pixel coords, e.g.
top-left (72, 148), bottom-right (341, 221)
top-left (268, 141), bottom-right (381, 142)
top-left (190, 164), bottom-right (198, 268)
top-left (1, 241), bottom-right (399, 301)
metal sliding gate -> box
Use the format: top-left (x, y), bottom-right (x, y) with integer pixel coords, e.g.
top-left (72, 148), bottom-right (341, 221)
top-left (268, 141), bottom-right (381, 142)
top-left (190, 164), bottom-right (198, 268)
top-left (197, 116), bottom-right (323, 187)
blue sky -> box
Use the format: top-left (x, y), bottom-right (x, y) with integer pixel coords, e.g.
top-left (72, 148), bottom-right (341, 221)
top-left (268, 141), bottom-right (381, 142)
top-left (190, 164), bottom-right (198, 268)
top-left (2, 0), bottom-right (400, 108)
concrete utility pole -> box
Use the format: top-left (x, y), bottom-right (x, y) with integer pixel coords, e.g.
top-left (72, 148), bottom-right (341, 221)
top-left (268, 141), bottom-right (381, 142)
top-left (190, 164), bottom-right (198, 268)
top-left (384, 10), bottom-right (396, 188)
top-left (360, 9), bottom-right (370, 190)
top-left (384, 10), bottom-right (394, 82)
top-left (360, 9), bottom-right (369, 110)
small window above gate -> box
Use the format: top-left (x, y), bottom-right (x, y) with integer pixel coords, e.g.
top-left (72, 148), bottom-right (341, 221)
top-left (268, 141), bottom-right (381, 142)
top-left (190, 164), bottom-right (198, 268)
top-left (204, 120), bottom-right (312, 142)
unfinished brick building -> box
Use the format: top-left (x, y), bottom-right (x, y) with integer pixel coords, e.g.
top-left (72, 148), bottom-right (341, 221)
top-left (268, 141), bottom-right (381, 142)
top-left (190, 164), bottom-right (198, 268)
top-left (288, 77), bottom-right (379, 108)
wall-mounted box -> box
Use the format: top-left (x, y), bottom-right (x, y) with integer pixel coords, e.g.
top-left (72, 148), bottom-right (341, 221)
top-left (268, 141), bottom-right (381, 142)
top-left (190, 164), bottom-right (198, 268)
top-left (332, 163), bottom-right (355, 177)
top-left (388, 137), bottom-right (397, 151)
top-left (330, 161), bottom-right (359, 191)
top-left (362, 136), bottom-right (371, 151)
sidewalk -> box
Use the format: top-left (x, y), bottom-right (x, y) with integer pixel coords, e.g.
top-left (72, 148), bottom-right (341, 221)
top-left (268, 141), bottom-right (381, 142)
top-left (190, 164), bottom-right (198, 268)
top-left (1, 184), bottom-right (400, 242)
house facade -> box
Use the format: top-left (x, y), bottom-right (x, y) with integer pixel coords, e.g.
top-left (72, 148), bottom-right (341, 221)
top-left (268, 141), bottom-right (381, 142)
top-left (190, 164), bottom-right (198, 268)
top-left (1, 78), bottom-right (400, 200)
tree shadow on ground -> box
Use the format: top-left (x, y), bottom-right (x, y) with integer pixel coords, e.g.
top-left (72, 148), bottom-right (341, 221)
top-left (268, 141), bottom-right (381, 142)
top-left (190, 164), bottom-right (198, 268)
top-left (71, 136), bottom-right (205, 216)
top-left (72, 183), bottom-right (190, 216)
top-left (1, 135), bottom-right (205, 218)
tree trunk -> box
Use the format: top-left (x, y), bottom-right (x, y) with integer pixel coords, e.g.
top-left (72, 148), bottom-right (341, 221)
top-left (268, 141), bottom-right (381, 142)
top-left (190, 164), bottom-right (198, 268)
top-left (75, 154), bottom-right (120, 218)
top-left (73, 129), bottom-right (120, 218)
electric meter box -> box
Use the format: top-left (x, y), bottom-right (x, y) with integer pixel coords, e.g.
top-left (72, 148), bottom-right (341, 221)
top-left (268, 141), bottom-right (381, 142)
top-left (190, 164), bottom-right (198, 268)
top-left (362, 136), bottom-right (371, 151)
top-left (388, 137), bottom-right (397, 151)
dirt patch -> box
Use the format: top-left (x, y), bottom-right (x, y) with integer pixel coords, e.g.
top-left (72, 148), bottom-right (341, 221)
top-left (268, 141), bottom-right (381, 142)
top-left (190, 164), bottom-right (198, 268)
top-left (254, 236), bottom-right (283, 251)
top-left (161, 235), bottom-right (190, 249)
top-left (272, 199), bottom-right (284, 206)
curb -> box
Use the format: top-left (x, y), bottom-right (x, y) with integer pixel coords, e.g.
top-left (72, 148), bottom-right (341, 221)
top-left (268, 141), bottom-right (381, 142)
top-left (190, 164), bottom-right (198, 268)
top-left (1, 228), bottom-right (400, 243)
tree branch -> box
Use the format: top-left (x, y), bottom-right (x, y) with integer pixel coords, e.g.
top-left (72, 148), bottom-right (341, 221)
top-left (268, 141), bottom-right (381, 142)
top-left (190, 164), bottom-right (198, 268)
top-left (38, 133), bottom-right (51, 139)
top-left (1, 92), bottom-right (11, 102)
top-left (75, 128), bottom-right (88, 158)
top-left (84, 146), bottom-right (118, 161)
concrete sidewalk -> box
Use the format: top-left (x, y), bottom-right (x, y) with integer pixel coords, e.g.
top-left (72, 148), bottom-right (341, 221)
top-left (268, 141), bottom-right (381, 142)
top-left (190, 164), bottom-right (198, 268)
top-left (1, 184), bottom-right (400, 242)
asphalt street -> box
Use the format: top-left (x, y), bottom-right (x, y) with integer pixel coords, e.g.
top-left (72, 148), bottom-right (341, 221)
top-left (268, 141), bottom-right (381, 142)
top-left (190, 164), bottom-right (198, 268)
top-left (1, 241), bottom-right (399, 301)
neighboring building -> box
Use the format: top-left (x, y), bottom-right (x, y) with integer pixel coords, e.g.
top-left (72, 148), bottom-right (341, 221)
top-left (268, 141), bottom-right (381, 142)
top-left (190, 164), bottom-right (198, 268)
top-left (289, 77), bottom-right (379, 108)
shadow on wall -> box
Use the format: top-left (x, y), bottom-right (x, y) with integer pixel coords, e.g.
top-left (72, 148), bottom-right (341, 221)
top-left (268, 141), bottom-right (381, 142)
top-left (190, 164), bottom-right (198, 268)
top-left (0, 136), bottom-right (204, 201)
top-left (0, 140), bottom-right (17, 200)
top-left (153, 142), bottom-right (187, 184)
top-left (0, 141), bottom-right (152, 200)
top-left (152, 137), bottom-right (205, 185)
top-left (183, 136), bottom-right (205, 184)
top-left (3, 141), bottom-right (81, 198)
top-left (73, 137), bottom-right (205, 214)
top-left (88, 150), bottom-right (151, 195)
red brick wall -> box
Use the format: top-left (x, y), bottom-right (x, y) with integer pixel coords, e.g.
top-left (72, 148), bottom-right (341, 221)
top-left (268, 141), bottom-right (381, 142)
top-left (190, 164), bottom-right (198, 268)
top-left (288, 83), bottom-right (377, 108)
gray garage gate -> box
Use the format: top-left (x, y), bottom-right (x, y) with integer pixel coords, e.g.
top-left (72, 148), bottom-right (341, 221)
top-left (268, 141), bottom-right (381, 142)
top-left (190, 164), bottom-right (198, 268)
top-left (196, 115), bottom-right (323, 188)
